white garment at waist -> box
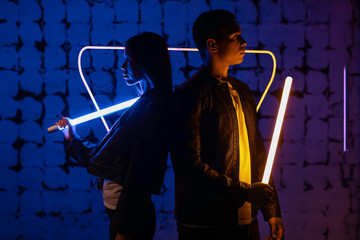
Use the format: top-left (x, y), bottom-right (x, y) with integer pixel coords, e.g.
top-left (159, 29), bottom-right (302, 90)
top-left (102, 180), bottom-right (122, 210)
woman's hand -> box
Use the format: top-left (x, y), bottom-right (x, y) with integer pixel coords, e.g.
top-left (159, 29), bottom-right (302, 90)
top-left (55, 117), bottom-right (77, 141)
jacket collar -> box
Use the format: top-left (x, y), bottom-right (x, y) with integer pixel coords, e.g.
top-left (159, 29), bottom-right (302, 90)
top-left (199, 65), bottom-right (230, 87)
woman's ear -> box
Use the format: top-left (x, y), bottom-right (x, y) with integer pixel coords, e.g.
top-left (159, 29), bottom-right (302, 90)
top-left (206, 39), bottom-right (218, 53)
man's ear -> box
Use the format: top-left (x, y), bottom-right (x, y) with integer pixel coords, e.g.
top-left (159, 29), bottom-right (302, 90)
top-left (206, 39), bottom-right (218, 53)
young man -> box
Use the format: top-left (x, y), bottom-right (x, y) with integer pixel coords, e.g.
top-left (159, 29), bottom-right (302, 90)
top-left (171, 10), bottom-right (284, 240)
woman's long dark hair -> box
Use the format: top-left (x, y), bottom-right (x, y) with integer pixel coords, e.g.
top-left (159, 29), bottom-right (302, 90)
top-left (126, 32), bottom-right (172, 96)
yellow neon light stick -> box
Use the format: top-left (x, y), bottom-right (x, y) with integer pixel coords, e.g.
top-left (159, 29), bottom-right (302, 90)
top-left (262, 76), bottom-right (293, 184)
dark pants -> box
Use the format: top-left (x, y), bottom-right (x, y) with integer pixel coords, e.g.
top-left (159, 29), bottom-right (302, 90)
top-left (106, 201), bottom-right (156, 240)
top-left (178, 219), bottom-right (260, 240)
top-left (106, 208), bottom-right (118, 240)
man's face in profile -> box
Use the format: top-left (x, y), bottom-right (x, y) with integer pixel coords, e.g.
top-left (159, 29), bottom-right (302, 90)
top-left (216, 19), bottom-right (247, 66)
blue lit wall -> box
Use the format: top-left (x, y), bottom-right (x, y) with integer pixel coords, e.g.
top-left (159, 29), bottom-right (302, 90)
top-left (0, 0), bottom-right (359, 239)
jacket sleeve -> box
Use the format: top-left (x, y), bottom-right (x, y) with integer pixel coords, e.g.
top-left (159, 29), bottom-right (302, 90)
top-left (261, 178), bottom-right (282, 221)
top-left (65, 136), bottom-right (96, 167)
top-left (171, 86), bottom-right (251, 205)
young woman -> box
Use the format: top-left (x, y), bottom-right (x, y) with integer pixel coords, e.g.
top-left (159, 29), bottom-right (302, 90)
top-left (56, 32), bottom-right (172, 240)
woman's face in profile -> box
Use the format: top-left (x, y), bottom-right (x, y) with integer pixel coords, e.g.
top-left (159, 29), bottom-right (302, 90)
top-left (121, 47), bottom-right (145, 86)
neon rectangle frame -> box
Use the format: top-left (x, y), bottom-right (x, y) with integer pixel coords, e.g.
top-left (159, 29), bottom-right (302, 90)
top-left (77, 46), bottom-right (276, 131)
top-left (46, 45), bottom-right (287, 184)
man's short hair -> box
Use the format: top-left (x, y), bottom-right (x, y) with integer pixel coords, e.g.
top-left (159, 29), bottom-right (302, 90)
top-left (192, 10), bottom-right (236, 57)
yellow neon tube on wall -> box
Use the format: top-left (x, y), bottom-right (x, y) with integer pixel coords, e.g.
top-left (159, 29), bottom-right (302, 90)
top-left (244, 50), bottom-right (277, 112)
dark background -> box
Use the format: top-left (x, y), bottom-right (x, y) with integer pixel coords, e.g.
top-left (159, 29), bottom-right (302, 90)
top-left (0, 0), bottom-right (359, 239)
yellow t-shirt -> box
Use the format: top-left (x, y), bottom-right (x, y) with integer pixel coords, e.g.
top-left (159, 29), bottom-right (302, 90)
top-left (223, 80), bottom-right (252, 225)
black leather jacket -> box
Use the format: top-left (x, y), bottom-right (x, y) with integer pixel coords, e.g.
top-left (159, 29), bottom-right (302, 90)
top-left (66, 89), bottom-right (169, 233)
top-left (171, 67), bottom-right (281, 226)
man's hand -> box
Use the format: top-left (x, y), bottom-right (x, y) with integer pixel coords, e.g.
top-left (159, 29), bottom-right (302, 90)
top-left (265, 217), bottom-right (284, 240)
top-left (55, 117), bottom-right (77, 141)
top-left (246, 182), bottom-right (274, 206)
